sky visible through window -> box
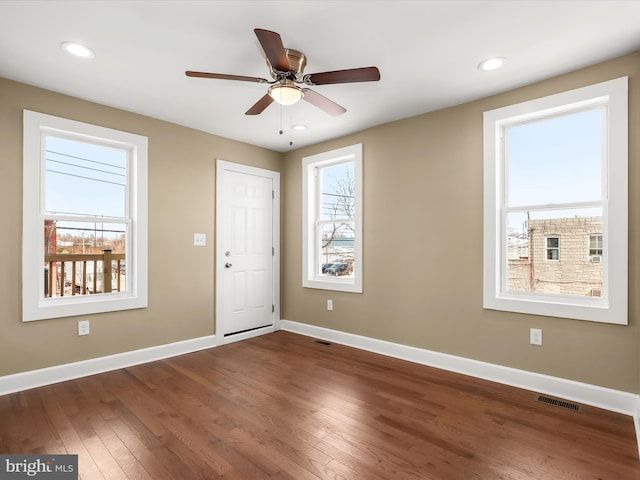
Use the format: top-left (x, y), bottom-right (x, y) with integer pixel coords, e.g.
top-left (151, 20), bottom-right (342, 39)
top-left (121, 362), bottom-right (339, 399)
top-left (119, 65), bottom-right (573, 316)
top-left (507, 109), bottom-right (602, 207)
top-left (320, 161), bottom-right (354, 221)
top-left (45, 136), bottom-right (126, 218)
top-left (319, 161), bottom-right (355, 277)
top-left (506, 107), bottom-right (603, 232)
top-left (45, 136), bottom-right (128, 249)
top-left (507, 107), bottom-right (603, 208)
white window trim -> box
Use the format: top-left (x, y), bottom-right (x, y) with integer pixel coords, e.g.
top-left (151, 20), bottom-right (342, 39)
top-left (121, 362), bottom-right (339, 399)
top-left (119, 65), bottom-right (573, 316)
top-left (589, 234), bottom-right (603, 258)
top-left (545, 236), bottom-right (560, 261)
top-left (483, 77), bottom-right (627, 325)
top-left (302, 143), bottom-right (363, 293)
top-left (22, 110), bottom-right (148, 321)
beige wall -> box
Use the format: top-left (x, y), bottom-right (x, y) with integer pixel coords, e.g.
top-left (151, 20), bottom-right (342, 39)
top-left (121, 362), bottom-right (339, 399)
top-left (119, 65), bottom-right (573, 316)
top-left (282, 53), bottom-right (640, 393)
top-left (2, 52), bottom-right (639, 394)
top-left (0, 77), bottom-right (281, 376)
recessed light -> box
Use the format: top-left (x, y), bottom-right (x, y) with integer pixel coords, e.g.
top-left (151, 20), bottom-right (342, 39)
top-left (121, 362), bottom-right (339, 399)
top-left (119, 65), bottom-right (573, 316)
top-left (61, 42), bottom-right (95, 59)
top-left (292, 124), bottom-right (307, 131)
top-left (478, 57), bottom-right (505, 71)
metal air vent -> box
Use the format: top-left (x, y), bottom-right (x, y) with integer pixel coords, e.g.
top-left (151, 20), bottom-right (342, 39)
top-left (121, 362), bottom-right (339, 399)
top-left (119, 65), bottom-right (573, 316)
top-left (535, 394), bottom-right (582, 412)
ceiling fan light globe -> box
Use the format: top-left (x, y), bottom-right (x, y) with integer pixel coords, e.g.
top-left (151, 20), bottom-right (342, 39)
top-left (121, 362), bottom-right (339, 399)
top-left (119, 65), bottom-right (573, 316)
top-left (268, 83), bottom-right (303, 105)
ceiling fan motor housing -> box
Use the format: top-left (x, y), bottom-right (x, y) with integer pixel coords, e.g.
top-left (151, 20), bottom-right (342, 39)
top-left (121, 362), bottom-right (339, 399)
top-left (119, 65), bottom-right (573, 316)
top-left (268, 48), bottom-right (307, 80)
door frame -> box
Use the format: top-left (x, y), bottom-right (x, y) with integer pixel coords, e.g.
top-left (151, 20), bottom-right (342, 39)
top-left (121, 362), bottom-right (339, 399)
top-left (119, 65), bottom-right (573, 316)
top-left (215, 160), bottom-right (280, 345)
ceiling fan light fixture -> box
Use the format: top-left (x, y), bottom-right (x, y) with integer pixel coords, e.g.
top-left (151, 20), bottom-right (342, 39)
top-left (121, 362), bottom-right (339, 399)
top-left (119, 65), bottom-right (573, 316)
top-left (268, 81), bottom-right (303, 106)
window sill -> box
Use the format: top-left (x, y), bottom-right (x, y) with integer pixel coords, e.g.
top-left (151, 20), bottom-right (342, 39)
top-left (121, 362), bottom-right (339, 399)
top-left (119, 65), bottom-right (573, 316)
top-left (303, 277), bottom-right (362, 294)
top-left (483, 291), bottom-right (625, 325)
top-left (23, 291), bottom-right (147, 322)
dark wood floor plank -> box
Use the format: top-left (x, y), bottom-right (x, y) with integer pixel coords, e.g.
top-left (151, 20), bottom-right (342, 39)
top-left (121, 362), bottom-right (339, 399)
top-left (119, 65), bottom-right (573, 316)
top-left (84, 407), bottom-right (155, 480)
top-left (104, 416), bottom-right (175, 480)
top-left (1, 331), bottom-right (639, 479)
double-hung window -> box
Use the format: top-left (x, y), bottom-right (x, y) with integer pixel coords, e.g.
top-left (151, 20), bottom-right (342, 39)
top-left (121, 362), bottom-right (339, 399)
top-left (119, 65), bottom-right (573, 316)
top-left (589, 234), bottom-right (603, 258)
top-left (546, 236), bottom-right (560, 261)
top-left (302, 144), bottom-right (363, 293)
top-left (23, 111), bottom-right (148, 321)
top-left (483, 77), bottom-right (627, 324)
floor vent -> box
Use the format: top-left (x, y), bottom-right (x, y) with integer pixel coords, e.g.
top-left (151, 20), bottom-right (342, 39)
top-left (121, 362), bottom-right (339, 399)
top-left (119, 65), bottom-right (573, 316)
top-left (314, 339), bottom-right (332, 346)
top-left (535, 394), bottom-right (582, 412)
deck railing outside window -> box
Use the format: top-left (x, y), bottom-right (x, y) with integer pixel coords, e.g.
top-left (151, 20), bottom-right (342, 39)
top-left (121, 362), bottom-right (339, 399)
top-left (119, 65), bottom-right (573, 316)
top-left (44, 249), bottom-right (125, 297)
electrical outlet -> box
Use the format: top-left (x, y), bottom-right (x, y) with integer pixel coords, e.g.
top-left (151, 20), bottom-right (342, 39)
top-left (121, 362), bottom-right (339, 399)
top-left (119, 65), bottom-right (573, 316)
top-left (327, 299), bottom-right (333, 311)
top-left (78, 320), bottom-right (90, 336)
top-left (530, 328), bottom-right (542, 346)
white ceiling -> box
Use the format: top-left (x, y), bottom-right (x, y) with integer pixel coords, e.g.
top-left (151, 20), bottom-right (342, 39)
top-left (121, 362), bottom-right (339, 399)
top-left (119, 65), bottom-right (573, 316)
top-left (1, 1), bottom-right (640, 152)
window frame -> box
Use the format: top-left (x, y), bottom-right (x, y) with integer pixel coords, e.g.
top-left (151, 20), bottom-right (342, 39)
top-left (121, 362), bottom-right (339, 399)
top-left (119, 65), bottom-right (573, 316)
top-left (22, 110), bottom-right (148, 321)
top-left (302, 143), bottom-right (363, 293)
top-left (545, 235), bottom-right (560, 261)
top-left (589, 234), bottom-right (603, 258)
top-left (483, 77), bottom-right (628, 325)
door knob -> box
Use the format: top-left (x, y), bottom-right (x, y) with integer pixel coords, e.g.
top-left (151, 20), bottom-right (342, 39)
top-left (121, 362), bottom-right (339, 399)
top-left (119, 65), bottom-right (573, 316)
top-left (225, 262), bottom-right (233, 268)
top-left (225, 251), bottom-right (231, 257)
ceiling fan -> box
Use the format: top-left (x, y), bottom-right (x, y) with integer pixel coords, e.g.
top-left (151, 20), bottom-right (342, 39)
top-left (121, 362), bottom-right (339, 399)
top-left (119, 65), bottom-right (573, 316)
top-left (186, 28), bottom-right (380, 116)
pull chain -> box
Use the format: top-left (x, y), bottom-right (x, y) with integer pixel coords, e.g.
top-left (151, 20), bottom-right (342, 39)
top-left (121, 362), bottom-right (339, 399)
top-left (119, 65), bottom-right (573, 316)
top-left (289, 110), bottom-right (293, 146)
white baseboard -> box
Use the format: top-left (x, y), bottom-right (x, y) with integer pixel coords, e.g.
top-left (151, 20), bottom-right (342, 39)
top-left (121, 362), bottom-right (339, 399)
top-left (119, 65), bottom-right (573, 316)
top-left (0, 335), bottom-right (217, 396)
top-left (280, 320), bottom-right (638, 416)
top-left (281, 319), bottom-right (640, 459)
top-left (635, 398), bottom-right (640, 458)
top-left (3, 323), bottom-right (639, 460)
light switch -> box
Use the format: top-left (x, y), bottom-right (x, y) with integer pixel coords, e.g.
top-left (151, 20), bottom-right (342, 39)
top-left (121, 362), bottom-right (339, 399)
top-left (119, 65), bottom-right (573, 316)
top-left (194, 233), bottom-right (206, 247)
top-left (530, 328), bottom-right (542, 346)
top-left (78, 320), bottom-right (90, 336)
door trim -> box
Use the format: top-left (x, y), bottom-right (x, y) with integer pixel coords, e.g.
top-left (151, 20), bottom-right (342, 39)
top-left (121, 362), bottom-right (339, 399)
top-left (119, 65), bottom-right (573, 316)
top-left (215, 160), bottom-right (280, 345)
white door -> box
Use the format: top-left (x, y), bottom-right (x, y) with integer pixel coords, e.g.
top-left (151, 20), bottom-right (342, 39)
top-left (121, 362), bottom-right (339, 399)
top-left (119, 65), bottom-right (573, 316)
top-left (216, 161), bottom-right (279, 344)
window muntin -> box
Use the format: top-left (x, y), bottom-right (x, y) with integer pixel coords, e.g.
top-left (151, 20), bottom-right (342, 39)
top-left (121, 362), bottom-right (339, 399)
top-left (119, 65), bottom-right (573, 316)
top-left (23, 110), bottom-right (148, 321)
top-left (483, 77), bottom-right (628, 324)
top-left (303, 144), bottom-right (362, 293)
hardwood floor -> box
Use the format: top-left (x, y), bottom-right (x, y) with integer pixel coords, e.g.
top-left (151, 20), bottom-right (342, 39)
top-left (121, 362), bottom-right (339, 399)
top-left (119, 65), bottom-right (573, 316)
top-left (1, 331), bottom-right (638, 479)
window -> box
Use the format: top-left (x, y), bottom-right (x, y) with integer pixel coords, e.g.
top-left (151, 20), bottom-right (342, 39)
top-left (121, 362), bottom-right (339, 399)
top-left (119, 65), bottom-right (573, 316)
top-left (483, 77), bottom-right (627, 324)
top-left (302, 144), bottom-right (362, 293)
top-left (546, 236), bottom-right (560, 260)
top-left (589, 234), bottom-right (603, 257)
top-left (23, 110), bottom-right (148, 321)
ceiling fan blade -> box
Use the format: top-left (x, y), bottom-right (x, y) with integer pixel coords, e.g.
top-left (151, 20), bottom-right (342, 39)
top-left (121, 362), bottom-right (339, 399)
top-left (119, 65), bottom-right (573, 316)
top-left (301, 88), bottom-right (346, 116)
top-left (254, 28), bottom-right (290, 72)
top-left (245, 94), bottom-right (274, 115)
top-left (185, 71), bottom-right (269, 83)
top-left (304, 67), bottom-right (381, 85)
